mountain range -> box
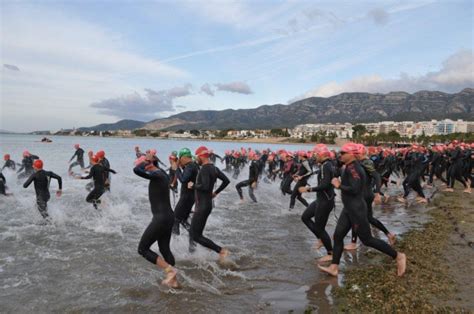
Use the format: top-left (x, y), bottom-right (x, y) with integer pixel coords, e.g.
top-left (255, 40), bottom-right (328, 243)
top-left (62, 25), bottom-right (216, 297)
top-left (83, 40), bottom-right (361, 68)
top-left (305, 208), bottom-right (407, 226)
top-left (80, 88), bottom-right (474, 131)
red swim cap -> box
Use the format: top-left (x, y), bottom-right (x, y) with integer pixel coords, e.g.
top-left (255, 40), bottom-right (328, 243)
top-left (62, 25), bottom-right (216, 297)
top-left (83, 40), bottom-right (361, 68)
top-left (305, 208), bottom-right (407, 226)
top-left (4, 154), bottom-right (10, 160)
top-left (355, 144), bottom-right (367, 156)
top-left (313, 144), bottom-right (330, 158)
top-left (195, 146), bottom-right (210, 158)
top-left (33, 159), bottom-right (43, 169)
top-left (96, 150), bottom-right (105, 158)
top-left (298, 150), bottom-right (307, 158)
top-left (134, 155), bottom-right (147, 166)
top-left (91, 156), bottom-right (99, 163)
top-left (23, 150), bottom-right (30, 157)
top-left (340, 142), bottom-right (360, 155)
top-left (74, 144), bottom-right (80, 149)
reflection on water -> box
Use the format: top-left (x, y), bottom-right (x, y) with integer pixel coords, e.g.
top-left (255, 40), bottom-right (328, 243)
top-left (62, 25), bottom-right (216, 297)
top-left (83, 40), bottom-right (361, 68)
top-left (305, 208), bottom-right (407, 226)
top-left (0, 135), bottom-right (432, 312)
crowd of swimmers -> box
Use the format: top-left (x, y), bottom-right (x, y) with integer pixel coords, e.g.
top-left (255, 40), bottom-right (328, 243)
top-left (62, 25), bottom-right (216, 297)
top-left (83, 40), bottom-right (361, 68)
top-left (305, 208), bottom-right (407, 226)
top-left (1, 140), bottom-right (473, 288)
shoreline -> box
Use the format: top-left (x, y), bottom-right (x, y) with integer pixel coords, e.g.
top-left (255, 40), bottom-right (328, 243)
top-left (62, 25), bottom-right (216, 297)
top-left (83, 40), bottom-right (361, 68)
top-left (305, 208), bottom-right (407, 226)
top-left (334, 188), bottom-right (474, 312)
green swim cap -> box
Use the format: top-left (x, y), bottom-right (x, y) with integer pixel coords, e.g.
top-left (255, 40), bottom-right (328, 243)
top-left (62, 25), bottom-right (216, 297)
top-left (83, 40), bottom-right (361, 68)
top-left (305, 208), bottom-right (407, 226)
top-left (171, 150), bottom-right (178, 156)
top-left (178, 148), bottom-right (192, 158)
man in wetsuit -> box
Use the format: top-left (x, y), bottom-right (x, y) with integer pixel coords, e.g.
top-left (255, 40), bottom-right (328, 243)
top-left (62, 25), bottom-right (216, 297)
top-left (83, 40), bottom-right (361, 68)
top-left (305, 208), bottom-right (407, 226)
top-left (172, 148), bottom-right (199, 235)
top-left (96, 150), bottom-right (112, 191)
top-left (189, 146), bottom-right (230, 262)
top-left (69, 144), bottom-right (85, 174)
top-left (77, 155), bottom-right (116, 209)
top-left (23, 159), bottom-right (62, 219)
top-left (0, 171), bottom-right (8, 195)
top-left (133, 154), bottom-right (178, 288)
top-left (235, 151), bottom-right (259, 203)
top-left (17, 151), bottom-right (39, 179)
top-left (318, 143), bottom-right (406, 277)
top-left (289, 151), bottom-right (312, 210)
top-left (300, 144), bottom-right (335, 262)
top-left (2, 154), bottom-right (17, 171)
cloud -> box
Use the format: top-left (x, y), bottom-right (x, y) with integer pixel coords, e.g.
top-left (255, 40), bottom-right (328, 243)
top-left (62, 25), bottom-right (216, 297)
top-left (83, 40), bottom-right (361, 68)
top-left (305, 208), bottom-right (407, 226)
top-left (200, 83), bottom-right (215, 96)
top-left (91, 84), bottom-right (193, 121)
top-left (302, 49), bottom-right (474, 98)
top-left (367, 8), bottom-right (389, 26)
top-left (3, 64), bottom-right (20, 71)
top-left (214, 81), bottom-right (253, 95)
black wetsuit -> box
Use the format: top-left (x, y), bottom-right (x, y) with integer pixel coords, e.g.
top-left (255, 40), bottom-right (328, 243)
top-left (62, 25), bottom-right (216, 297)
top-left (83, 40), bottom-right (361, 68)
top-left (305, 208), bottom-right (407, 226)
top-left (331, 161), bottom-right (397, 265)
top-left (69, 148), bottom-right (85, 170)
top-left (236, 160), bottom-right (259, 202)
top-left (23, 170), bottom-right (62, 218)
top-left (81, 163), bottom-right (116, 209)
top-left (301, 159), bottom-right (335, 254)
top-left (281, 159), bottom-right (296, 195)
top-left (447, 148), bottom-right (467, 189)
top-left (172, 161), bottom-right (199, 235)
top-left (134, 164), bottom-right (175, 266)
top-left (289, 159), bottom-right (312, 209)
top-left (99, 157), bottom-right (112, 191)
top-left (0, 172), bottom-right (6, 195)
top-left (190, 163), bottom-right (230, 253)
top-left (17, 155), bottom-right (39, 179)
top-left (2, 159), bottom-right (16, 171)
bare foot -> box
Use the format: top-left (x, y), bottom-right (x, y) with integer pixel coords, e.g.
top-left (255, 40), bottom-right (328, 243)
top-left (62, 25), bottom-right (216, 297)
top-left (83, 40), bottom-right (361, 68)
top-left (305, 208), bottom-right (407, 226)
top-left (318, 255), bottom-right (333, 263)
top-left (397, 196), bottom-right (406, 203)
top-left (318, 264), bottom-right (339, 276)
top-left (313, 239), bottom-right (323, 250)
top-left (443, 188), bottom-right (454, 192)
top-left (416, 197), bottom-right (428, 204)
top-left (219, 248), bottom-right (230, 263)
top-left (344, 242), bottom-right (359, 251)
top-left (383, 195), bottom-right (390, 204)
top-left (162, 268), bottom-right (179, 288)
top-left (388, 233), bottom-right (396, 246)
top-left (396, 252), bottom-right (406, 277)
top-left (463, 188), bottom-right (472, 194)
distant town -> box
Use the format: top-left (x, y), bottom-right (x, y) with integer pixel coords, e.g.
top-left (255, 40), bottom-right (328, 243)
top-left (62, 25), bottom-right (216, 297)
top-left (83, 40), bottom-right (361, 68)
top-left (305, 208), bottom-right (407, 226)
top-left (29, 118), bottom-right (474, 145)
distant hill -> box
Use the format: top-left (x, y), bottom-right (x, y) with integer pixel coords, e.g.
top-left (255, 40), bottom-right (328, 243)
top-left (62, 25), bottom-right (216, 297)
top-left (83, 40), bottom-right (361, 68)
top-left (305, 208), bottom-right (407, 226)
top-left (143, 88), bottom-right (474, 130)
top-left (0, 129), bottom-right (16, 134)
top-left (78, 119), bottom-right (146, 131)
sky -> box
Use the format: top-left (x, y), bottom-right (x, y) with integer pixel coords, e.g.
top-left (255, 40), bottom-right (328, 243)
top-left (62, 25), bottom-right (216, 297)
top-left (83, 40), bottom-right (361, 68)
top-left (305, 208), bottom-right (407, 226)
top-left (1, 0), bottom-right (473, 132)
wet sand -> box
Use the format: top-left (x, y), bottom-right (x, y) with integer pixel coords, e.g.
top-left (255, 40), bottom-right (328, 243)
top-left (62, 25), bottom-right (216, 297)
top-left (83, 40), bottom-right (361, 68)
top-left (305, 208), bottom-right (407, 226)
top-left (334, 187), bottom-right (474, 312)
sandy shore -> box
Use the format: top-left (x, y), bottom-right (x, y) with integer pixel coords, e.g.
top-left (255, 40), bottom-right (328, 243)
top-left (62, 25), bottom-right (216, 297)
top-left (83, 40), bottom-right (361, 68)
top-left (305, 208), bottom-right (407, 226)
top-left (334, 187), bottom-right (474, 312)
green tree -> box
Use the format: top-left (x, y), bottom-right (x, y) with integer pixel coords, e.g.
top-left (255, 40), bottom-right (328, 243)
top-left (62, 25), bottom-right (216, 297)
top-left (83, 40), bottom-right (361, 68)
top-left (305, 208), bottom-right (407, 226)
top-left (352, 125), bottom-right (367, 138)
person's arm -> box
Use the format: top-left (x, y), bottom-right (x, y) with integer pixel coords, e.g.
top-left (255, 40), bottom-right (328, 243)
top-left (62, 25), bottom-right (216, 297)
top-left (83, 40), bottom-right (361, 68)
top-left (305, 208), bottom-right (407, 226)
top-left (157, 158), bottom-right (167, 168)
top-left (47, 171), bottom-right (62, 190)
top-left (300, 160), bottom-right (313, 178)
top-left (310, 162), bottom-right (332, 192)
top-left (214, 167), bottom-right (230, 195)
top-left (339, 165), bottom-right (363, 195)
top-left (133, 163), bottom-right (153, 180)
top-left (81, 166), bottom-right (95, 180)
top-left (23, 172), bottom-right (35, 188)
top-left (69, 151), bottom-right (78, 162)
top-left (105, 168), bottom-right (117, 174)
top-left (17, 161), bottom-right (25, 173)
top-left (176, 165), bottom-right (193, 184)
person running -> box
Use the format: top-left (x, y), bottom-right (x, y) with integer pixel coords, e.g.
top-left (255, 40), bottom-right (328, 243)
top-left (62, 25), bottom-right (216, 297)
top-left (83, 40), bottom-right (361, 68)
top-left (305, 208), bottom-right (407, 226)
top-left (318, 143), bottom-right (406, 277)
top-left (289, 151), bottom-right (312, 210)
top-left (189, 146), bottom-right (230, 262)
top-left (68, 144), bottom-right (85, 174)
top-left (172, 148), bottom-right (199, 235)
top-left (77, 155), bottom-right (116, 209)
top-left (23, 160), bottom-right (62, 219)
top-left (2, 154), bottom-right (17, 171)
top-left (236, 151), bottom-right (259, 203)
top-left (0, 171), bottom-right (9, 196)
top-left (96, 150), bottom-right (113, 191)
top-left (17, 151), bottom-right (39, 179)
top-left (133, 154), bottom-right (178, 288)
top-left (300, 144), bottom-right (335, 262)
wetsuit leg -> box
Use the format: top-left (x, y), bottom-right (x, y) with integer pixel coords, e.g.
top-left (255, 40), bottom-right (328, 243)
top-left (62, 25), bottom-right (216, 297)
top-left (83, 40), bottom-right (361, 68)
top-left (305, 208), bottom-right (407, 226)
top-left (236, 180), bottom-right (250, 199)
top-left (290, 180), bottom-right (308, 209)
top-left (313, 198), bottom-right (334, 253)
top-left (331, 210), bottom-right (353, 265)
top-left (86, 187), bottom-right (105, 209)
top-left (190, 202), bottom-right (222, 253)
top-left (366, 201), bottom-right (389, 235)
top-left (173, 194), bottom-right (194, 235)
top-left (69, 161), bottom-right (79, 171)
top-left (0, 180), bottom-right (6, 195)
top-left (301, 201), bottom-right (317, 236)
top-left (138, 216), bottom-right (175, 266)
top-left (36, 198), bottom-right (49, 218)
top-left (248, 185), bottom-right (257, 202)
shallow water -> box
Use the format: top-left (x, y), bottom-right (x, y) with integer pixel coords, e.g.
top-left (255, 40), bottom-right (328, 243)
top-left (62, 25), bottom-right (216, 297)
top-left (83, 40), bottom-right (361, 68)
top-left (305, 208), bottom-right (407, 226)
top-left (0, 135), bottom-right (432, 312)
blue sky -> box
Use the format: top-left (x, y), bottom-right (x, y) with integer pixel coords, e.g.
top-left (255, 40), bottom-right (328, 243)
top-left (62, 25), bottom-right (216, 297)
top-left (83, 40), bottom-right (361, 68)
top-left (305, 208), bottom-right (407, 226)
top-left (1, 0), bottom-right (473, 132)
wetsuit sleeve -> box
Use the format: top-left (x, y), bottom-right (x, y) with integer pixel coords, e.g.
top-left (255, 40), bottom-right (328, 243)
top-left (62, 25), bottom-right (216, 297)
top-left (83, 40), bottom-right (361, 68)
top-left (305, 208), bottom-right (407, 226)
top-left (363, 160), bottom-right (382, 194)
top-left (81, 166), bottom-right (95, 180)
top-left (214, 167), bottom-right (230, 195)
top-left (47, 171), bottom-right (63, 190)
top-left (215, 154), bottom-right (223, 161)
top-left (17, 162), bottom-right (25, 173)
top-left (157, 158), bottom-right (167, 167)
top-left (133, 164), bottom-right (153, 180)
top-left (23, 172), bottom-right (36, 188)
top-left (176, 165), bottom-right (193, 184)
top-left (339, 165), bottom-right (362, 195)
top-left (301, 160), bottom-right (313, 178)
top-left (105, 168), bottom-right (117, 174)
top-left (69, 151), bottom-right (78, 162)
top-left (310, 162), bottom-right (332, 192)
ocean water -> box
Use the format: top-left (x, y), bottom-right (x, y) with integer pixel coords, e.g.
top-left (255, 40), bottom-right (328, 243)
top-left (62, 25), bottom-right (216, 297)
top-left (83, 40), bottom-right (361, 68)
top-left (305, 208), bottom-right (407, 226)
top-left (0, 134), bottom-right (431, 312)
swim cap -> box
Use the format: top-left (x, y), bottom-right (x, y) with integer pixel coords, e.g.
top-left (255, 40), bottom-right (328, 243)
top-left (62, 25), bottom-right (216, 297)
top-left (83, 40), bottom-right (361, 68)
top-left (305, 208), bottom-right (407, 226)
top-left (355, 144), bottom-right (367, 156)
top-left (195, 146), bottom-right (210, 158)
top-left (248, 151), bottom-right (257, 160)
top-left (134, 155), bottom-right (147, 166)
top-left (74, 144), bottom-right (80, 149)
top-left (33, 159), bottom-right (43, 169)
top-left (298, 150), bottom-right (307, 158)
top-left (4, 154), bottom-right (10, 160)
top-left (340, 143), bottom-right (360, 155)
top-left (178, 148), bottom-right (192, 159)
top-left (169, 154), bottom-right (178, 161)
top-left (91, 156), bottom-right (99, 164)
top-left (171, 150), bottom-right (178, 156)
top-left (149, 149), bottom-right (157, 156)
top-left (313, 144), bottom-right (330, 158)
top-left (23, 150), bottom-right (30, 157)
top-left (96, 150), bottom-right (105, 158)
